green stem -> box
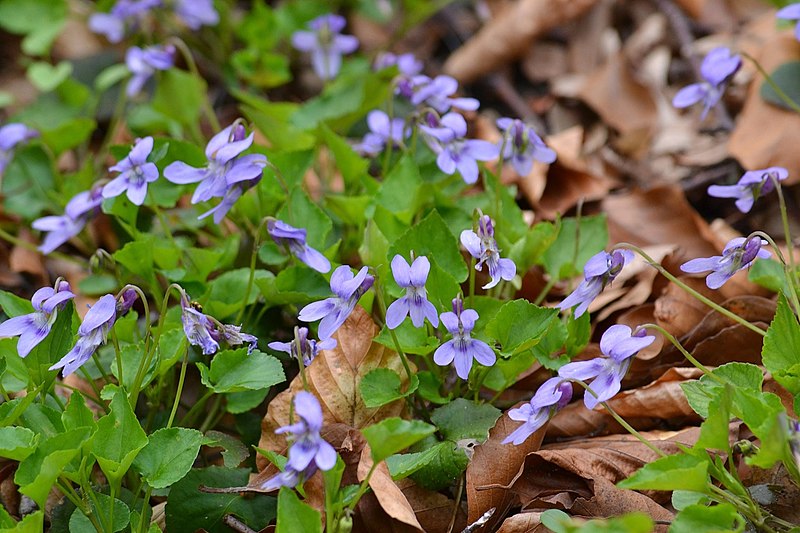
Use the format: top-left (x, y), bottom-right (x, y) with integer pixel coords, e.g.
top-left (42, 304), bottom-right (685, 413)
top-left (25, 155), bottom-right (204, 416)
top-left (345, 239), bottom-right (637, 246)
top-left (179, 389), bottom-right (214, 427)
top-left (166, 347), bottom-right (189, 428)
top-left (137, 486), bottom-right (153, 533)
top-left (346, 462), bottom-right (378, 513)
top-left (616, 243), bottom-right (766, 336)
top-left (742, 51), bottom-right (800, 115)
top-left (374, 278), bottom-right (414, 383)
top-left (168, 37), bottom-right (221, 132)
top-left (468, 257), bottom-right (476, 307)
top-left (533, 277), bottom-right (556, 306)
top-left (636, 323), bottom-right (723, 383)
top-left (772, 180), bottom-right (800, 311)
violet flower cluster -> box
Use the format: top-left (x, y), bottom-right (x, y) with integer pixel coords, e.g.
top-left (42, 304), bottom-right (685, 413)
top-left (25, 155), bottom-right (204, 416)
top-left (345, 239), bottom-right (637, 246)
top-left (102, 136), bottom-right (160, 206)
top-left (261, 391), bottom-right (336, 491)
top-left (125, 44), bottom-right (175, 97)
top-left (298, 265), bottom-right (374, 340)
top-left (558, 249), bottom-right (634, 318)
top-left (179, 292), bottom-right (258, 355)
top-left (0, 281), bottom-right (75, 357)
top-left (33, 187), bottom-right (104, 254)
top-left (681, 236), bottom-right (770, 290)
top-left (461, 214), bottom-right (516, 289)
top-left (291, 14), bottom-right (358, 81)
top-left (267, 219), bottom-right (331, 273)
top-left (708, 167), bottom-right (788, 214)
top-left (0, 123), bottom-right (38, 176)
top-left (89, 0), bottom-right (218, 43)
top-left (672, 47), bottom-right (741, 119)
top-left (164, 122), bottom-right (267, 223)
top-left (433, 296), bottom-right (496, 380)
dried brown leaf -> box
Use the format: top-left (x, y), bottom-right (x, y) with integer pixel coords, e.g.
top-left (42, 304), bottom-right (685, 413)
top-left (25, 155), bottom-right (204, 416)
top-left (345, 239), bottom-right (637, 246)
top-left (496, 512), bottom-right (548, 533)
top-left (358, 446), bottom-right (423, 531)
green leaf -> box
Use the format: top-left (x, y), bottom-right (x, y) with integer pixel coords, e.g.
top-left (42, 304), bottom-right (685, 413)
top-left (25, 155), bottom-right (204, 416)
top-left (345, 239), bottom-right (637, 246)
top-left (27, 61), bottom-right (72, 92)
top-left (114, 236), bottom-right (156, 282)
top-left (202, 431), bottom-right (250, 468)
top-left (669, 503), bottom-right (744, 533)
top-left (39, 117), bottom-right (95, 155)
top-left (276, 487), bottom-right (322, 533)
top-left (618, 453), bottom-right (710, 492)
top-left (91, 390), bottom-right (148, 484)
top-left (760, 61), bottom-right (800, 111)
top-left (359, 368), bottom-right (419, 408)
top-left (133, 428), bottom-right (203, 489)
top-left (762, 294), bottom-right (800, 395)
top-left (197, 349), bottom-right (285, 394)
top-left (362, 418), bottom-right (436, 463)
top-left (203, 268), bottom-right (272, 318)
top-left (748, 258), bottom-right (788, 294)
top-left (509, 221), bottom-right (558, 272)
top-left (69, 493), bottom-right (130, 533)
top-left (430, 398), bottom-right (502, 443)
top-left (225, 389), bottom-right (269, 414)
top-left (276, 187), bottom-right (333, 250)
top-left (694, 387), bottom-right (732, 452)
top-left (540, 215), bottom-right (608, 280)
top-left (3, 145), bottom-right (55, 219)
top-left (681, 362), bottom-right (763, 418)
top-left (416, 371), bottom-right (450, 405)
top-left (0, 427), bottom-right (37, 461)
top-left (165, 467), bottom-right (276, 533)
top-left (152, 69), bottom-right (206, 127)
top-left (255, 266), bottom-right (329, 308)
top-left (388, 210), bottom-right (468, 283)
top-left (319, 124), bottom-right (368, 187)
top-left (0, 510), bottom-right (43, 532)
top-left (541, 509), bottom-right (654, 533)
top-left (484, 299), bottom-right (558, 356)
top-left (16, 428), bottom-right (91, 506)
top-left (374, 322), bottom-right (439, 355)
top-left (375, 156), bottom-right (424, 223)
top-left (0, 0), bottom-right (66, 35)
top-left (241, 100), bottom-right (315, 152)
top-left (408, 441), bottom-right (470, 491)
top-left (61, 393), bottom-right (96, 432)
top-left (0, 290), bottom-right (34, 317)
top-left (482, 349), bottom-right (537, 392)
top-left (385, 444), bottom-right (445, 480)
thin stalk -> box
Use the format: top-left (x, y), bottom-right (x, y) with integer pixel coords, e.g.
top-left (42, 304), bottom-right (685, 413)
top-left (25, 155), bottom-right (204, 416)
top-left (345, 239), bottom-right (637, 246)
top-left (447, 474), bottom-right (465, 533)
top-left (346, 462), bottom-right (378, 513)
top-left (742, 51), bottom-right (800, 115)
top-left (0, 226), bottom-right (82, 265)
top-left (79, 368), bottom-right (107, 413)
top-left (168, 37), bottom-right (221, 132)
top-left (166, 348), bottom-right (189, 428)
top-left (616, 243), bottom-right (766, 336)
top-left (374, 279), bottom-right (414, 383)
top-left (468, 257), bottom-right (476, 307)
top-left (137, 486), bottom-right (153, 533)
top-left (636, 323), bottom-right (724, 383)
top-left (532, 277), bottom-right (556, 306)
top-left (772, 180), bottom-right (800, 309)
top-left (179, 389), bottom-right (214, 427)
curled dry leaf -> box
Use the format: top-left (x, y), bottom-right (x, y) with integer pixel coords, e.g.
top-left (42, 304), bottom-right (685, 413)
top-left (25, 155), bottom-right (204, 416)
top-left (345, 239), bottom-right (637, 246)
top-left (654, 274), bottom-right (724, 339)
top-left (442, 0), bottom-right (600, 84)
top-left (358, 446), bottom-right (424, 531)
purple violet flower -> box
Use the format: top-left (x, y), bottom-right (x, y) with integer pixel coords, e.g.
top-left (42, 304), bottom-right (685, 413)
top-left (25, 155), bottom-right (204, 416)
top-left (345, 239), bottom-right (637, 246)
top-left (460, 214), bottom-right (516, 290)
top-left (267, 219), bottom-right (331, 273)
top-left (218, 324), bottom-right (259, 354)
top-left (0, 123), bottom-right (38, 175)
top-left (778, 3), bottom-right (800, 41)
top-left (353, 110), bottom-right (410, 157)
top-left (496, 117), bottom-right (556, 176)
top-left (50, 294), bottom-right (118, 377)
top-left (558, 249), bottom-right (634, 318)
top-left (164, 122), bottom-right (267, 212)
top-left (433, 296), bottom-right (496, 380)
top-left (291, 14), bottom-right (359, 81)
top-left (298, 265), bottom-right (374, 340)
top-left (374, 52), bottom-right (423, 77)
top-left (672, 47), bottom-right (741, 119)
top-left (178, 292), bottom-right (258, 355)
top-left (268, 327), bottom-right (336, 367)
top-left (503, 377), bottom-right (573, 445)
top-left (102, 136), bottom-right (159, 205)
top-left (558, 325), bottom-right (655, 410)
top-left (708, 167), bottom-right (788, 213)
top-left (197, 173), bottom-right (263, 224)
top-left (88, 0), bottom-right (161, 43)
top-left (260, 463), bottom-right (318, 492)
top-left (125, 44), bottom-right (175, 97)
top-left (680, 236), bottom-right (770, 290)
top-left (386, 255), bottom-right (439, 329)
top-left (420, 113), bottom-right (499, 184)
top-left (173, 0), bottom-right (218, 29)
top-left (276, 391), bottom-right (336, 472)
top-left (0, 281), bottom-right (74, 357)
top-left (402, 75), bottom-right (479, 113)
top-left (32, 187), bottom-right (104, 254)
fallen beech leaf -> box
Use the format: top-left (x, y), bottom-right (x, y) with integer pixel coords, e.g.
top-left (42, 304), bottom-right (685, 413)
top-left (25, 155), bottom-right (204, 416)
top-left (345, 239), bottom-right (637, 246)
top-left (654, 275), bottom-right (722, 339)
top-left (466, 410), bottom-right (546, 531)
top-left (496, 512), bottom-right (547, 533)
top-left (443, 0), bottom-right (599, 84)
top-left (358, 445), bottom-right (423, 531)
top-left (256, 306), bottom-right (411, 470)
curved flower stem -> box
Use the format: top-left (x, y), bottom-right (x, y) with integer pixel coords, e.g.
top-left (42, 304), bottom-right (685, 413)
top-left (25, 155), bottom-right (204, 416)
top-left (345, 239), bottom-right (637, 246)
top-left (616, 243), bottom-right (766, 336)
top-left (572, 380), bottom-right (667, 457)
top-left (635, 323), bottom-right (726, 385)
top-left (751, 227), bottom-right (800, 316)
top-left (120, 284), bottom-right (151, 353)
top-left (167, 37), bottom-right (221, 133)
top-left (742, 51), bottom-right (800, 115)
top-left (771, 179), bottom-right (800, 311)
top-left (166, 345), bottom-right (189, 428)
top-left (236, 218), bottom-right (267, 325)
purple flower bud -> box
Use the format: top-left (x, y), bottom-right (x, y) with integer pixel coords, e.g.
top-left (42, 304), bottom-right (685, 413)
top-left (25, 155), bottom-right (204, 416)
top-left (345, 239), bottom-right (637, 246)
top-left (116, 287), bottom-right (139, 315)
top-left (0, 281), bottom-right (75, 357)
top-left (680, 236), bottom-right (770, 289)
top-left (374, 52), bottom-right (423, 77)
top-left (268, 327), bottom-right (336, 367)
top-left (708, 167), bottom-right (788, 213)
top-left (385, 255), bottom-right (439, 329)
top-left (102, 137), bottom-right (159, 206)
top-left (125, 44), bottom-right (175, 97)
top-left (433, 296), bottom-right (496, 380)
top-left (267, 219), bottom-right (331, 273)
top-left (50, 294), bottom-right (118, 377)
top-left (558, 249), bottom-right (634, 317)
top-left (503, 377), bottom-right (572, 445)
top-left (298, 265), bottom-right (374, 340)
top-left (558, 325), bottom-right (654, 409)
top-left (291, 14), bottom-right (358, 80)
top-left (460, 214), bottom-right (517, 289)
top-left (404, 75), bottom-right (479, 113)
top-left (673, 47), bottom-right (741, 119)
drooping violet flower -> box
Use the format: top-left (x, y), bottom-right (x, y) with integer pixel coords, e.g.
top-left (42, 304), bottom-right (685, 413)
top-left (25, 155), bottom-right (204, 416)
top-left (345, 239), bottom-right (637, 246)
top-left (778, 3), bottom-right (800, 41)
top-left (260, 463), bottom-right (318, 492)
top-left (164, 122), bottom-right (267, 207)
top-left (0, 281), bottom-right (74, 357)
top-left (268, 326), bottom-right (336, 367)
top-left (558, 249), bottom-right (634, 318)
top-left (672, 47), bottom-right (741, 119)
top-left (125, 44), bottom-right (175, 97)
top-left (401, 75), bottom-right (479, 113)
top-left (374, 52), bottom-right (423, 77)
top-left (680, 236), bottom-right (770, 290)
top-left (708, 167), bottom-right (788, 213)
top-left (32, 187), bottom-right (104, 254)
top-left (386, 255), bottom-right (439, 329)
top-left (353, 110), bottom-right (410, 157)
top-left (503, 377), bottom-right (573, 445)
top-left (460, 214), bottom-right (516, 290)
top-left (267, 219), bottom-right (331, 273)
top-left (173, 0), bottom-right (218, 29)
top-left (102, 136), bottom-right (159, 205)
top-left (276, 391), bottom-right (336, 473)
top-left (88, 0), bottom-right (161, 43)
top-left (298, 265), bottom-right (374, 340)
top-left (178, 292), bottom-right (258, 355)
top-left (434, 296), bottom-right (496, 380)
top-left (420, 113), bottom-right (499, 184)
top-left (496, 117), bottom-right (556, 176)
top-left (291, 14), bottom-right (359, 81)
top-left (0, 123), bottom-right (38, 175)
top-left (558, 325), bottom-right (655, 410)
top-left (50, 294), bottom-right (117, 377)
